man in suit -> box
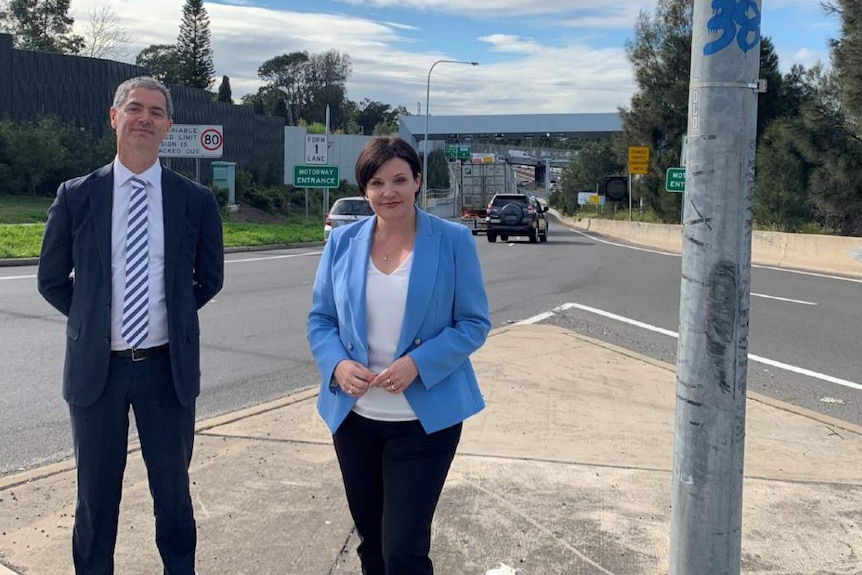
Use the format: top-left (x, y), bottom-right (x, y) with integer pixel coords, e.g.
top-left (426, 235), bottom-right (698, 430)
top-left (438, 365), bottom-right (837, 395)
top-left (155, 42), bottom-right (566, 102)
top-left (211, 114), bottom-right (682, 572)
top-left (37, 76), bottom-right (224, 575)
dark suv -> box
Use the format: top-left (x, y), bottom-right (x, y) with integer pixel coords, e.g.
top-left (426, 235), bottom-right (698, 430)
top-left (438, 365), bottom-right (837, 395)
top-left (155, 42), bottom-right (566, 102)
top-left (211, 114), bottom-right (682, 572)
top-left (486, 194), bottom-right (549, 243)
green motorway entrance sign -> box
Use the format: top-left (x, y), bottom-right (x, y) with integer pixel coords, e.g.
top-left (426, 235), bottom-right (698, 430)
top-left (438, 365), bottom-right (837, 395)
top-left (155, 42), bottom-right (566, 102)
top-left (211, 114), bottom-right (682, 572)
top-left (294, 165), bottom-right (339, 188)
top-left (445, 144), bottom-right (471, 160)
top-left (665, 167), bottom-right (685, 193)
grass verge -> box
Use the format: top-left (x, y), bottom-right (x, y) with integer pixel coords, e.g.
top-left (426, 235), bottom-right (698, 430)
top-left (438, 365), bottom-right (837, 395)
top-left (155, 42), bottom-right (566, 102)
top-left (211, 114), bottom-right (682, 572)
top-left (0, 195), bottom-right (53, 224)
top-left (0, 221), bottom-right (323, 259)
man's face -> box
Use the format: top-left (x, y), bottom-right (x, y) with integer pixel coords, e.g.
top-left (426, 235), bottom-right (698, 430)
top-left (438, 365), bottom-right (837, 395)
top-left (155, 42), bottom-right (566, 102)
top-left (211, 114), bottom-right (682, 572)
top-left (109, 87), bottom-right (172, 157)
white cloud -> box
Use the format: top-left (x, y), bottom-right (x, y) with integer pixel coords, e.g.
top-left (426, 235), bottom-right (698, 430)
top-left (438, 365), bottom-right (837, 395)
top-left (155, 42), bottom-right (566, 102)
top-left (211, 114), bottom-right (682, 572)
top-left (68, 0), bottom-right (636, 114)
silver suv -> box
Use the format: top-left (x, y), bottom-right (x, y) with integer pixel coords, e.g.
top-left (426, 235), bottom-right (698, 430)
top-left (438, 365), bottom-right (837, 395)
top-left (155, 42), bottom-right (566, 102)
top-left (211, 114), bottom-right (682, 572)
top-left (324, 196), bottom-right (375, 241)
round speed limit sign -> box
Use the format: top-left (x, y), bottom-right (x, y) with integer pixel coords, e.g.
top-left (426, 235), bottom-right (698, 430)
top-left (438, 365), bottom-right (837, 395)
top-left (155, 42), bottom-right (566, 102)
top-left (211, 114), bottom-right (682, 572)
top-left (200, 127), bottom-right (223, 153)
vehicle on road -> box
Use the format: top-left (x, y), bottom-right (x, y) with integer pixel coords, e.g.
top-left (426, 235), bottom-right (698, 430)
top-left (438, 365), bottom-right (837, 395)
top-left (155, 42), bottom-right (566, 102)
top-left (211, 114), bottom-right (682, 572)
top-left (324, 196), bottom-right (375, 241)
top-left (486, 193), bottom-right (549, 244)
top-left (460, 162), bottom-right (512, 235)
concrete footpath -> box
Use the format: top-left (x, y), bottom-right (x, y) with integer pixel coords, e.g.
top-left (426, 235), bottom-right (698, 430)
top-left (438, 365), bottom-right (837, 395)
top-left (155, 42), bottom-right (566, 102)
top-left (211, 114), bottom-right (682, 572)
top-left (1, 324), bottom-right (861, 574)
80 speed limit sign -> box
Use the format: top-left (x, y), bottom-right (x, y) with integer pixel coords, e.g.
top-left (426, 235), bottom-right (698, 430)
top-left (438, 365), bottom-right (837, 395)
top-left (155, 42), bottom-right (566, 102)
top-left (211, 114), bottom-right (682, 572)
top-left (159, 124), bottom-right (224, 158)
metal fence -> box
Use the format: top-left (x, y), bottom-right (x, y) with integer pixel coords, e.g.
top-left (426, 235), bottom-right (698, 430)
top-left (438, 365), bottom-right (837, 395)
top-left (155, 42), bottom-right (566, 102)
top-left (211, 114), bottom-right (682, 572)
top-left (0, 33), bottom-right (285, 186)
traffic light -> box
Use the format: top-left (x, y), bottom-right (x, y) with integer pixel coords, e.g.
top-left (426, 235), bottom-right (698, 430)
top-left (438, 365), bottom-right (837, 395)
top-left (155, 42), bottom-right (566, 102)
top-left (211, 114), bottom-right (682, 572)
top-left (604, 176), bottom-right (628, 203)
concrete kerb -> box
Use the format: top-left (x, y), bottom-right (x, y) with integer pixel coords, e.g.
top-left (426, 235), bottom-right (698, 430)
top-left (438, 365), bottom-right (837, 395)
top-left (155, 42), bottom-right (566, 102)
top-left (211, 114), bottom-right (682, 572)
top-left (550, 210), bottom-right (862, 279)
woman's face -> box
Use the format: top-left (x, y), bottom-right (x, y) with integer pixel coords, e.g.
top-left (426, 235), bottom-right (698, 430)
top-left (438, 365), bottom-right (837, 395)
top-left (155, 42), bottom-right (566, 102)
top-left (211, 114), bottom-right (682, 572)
top-left (364, 157), bottom-right (419, 223)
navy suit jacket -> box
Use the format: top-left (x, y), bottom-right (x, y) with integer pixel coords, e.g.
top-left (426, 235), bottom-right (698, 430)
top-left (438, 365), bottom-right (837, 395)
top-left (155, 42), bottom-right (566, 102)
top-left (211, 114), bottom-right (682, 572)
top-left (308, 208), bottom-right (491, 434)
top-left (37, 163), bottom-right (224, 407)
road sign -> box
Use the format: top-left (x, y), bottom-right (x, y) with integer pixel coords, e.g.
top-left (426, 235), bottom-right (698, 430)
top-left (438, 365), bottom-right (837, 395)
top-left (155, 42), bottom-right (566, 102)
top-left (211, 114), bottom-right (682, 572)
top-left (305, 134), bottom-right (328, 164)
top-left (445, 144), bottom-right (471, 160)
top-left (294, 165), bottom-right (339, 188)
top-left (665, 167), bottom-right (686, 193)
top-left (159, 124), bottom-right (223, 158)
top-left (628, 146), bottom-right (650, 175)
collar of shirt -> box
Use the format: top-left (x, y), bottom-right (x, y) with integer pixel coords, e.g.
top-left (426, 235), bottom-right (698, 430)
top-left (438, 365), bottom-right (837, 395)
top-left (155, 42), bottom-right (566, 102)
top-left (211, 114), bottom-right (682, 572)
top-left (113, 156), bottom-right (163, 190)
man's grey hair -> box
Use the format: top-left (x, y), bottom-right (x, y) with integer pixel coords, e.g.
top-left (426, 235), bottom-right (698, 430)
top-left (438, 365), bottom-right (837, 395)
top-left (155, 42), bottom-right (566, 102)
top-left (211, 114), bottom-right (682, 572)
top-left (113, 76), bottom-right (173, 119)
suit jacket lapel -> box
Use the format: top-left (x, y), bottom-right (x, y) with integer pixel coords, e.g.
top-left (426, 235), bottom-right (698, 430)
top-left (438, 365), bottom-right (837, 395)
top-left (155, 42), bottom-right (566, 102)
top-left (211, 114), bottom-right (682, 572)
top-left (347, 218), bottom-right (373, 352)
top-left (90, 164), bottom-right (114, 280)
top-left (398, 209), bottom-right (439, 353)
top-left (161, 168), bottom-right (183, 300)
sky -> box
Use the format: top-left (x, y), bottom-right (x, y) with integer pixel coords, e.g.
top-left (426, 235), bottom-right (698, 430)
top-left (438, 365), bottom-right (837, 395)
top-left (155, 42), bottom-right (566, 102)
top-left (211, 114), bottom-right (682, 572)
top-left (70, 0), bottom-right (838, 116)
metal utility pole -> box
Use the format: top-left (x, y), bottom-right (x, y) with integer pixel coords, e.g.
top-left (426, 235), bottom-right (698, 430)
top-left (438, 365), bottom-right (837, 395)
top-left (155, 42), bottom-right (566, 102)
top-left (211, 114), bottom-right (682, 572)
top-left (670, 2), bottom-right (763, 574)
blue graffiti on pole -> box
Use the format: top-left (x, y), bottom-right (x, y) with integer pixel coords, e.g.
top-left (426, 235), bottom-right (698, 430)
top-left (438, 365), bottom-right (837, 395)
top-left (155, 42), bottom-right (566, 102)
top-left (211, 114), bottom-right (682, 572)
top-left (704, 0), bottom-right (762, 55)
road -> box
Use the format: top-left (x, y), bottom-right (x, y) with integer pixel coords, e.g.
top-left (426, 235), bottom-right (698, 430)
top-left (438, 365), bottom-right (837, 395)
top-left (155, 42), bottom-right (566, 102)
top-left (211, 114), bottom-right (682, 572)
top-left (1, 220), bottom-right (859, 477)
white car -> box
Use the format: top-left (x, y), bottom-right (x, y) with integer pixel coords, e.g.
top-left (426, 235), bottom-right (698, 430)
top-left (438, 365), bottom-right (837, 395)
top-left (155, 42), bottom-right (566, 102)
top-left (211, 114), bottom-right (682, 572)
top-left (324, 196), bottom-right (375, 241)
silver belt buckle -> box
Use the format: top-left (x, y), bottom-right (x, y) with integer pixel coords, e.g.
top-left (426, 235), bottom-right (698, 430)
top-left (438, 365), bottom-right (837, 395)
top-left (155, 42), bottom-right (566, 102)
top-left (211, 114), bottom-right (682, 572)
top-left (131, 348), bottom-right (146, 362)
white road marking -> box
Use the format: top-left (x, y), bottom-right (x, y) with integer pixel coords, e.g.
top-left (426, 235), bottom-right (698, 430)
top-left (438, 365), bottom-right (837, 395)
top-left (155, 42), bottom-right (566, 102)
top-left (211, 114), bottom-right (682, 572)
top-left (0, 274), bottom-right (35, 281)
top-left (532, 302), bottom-right (862, 392)
top-left (225, 251), bottom-right (322, 264)
top-left (571, 228), bottom-right (862, 284)
top-left (751, 292), bottom-right (817, 306)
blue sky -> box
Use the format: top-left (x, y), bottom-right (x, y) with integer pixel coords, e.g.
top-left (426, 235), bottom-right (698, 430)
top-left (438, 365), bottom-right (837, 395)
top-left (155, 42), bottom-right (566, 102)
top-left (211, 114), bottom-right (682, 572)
top-left (71, 0), bottom-right (837, 115)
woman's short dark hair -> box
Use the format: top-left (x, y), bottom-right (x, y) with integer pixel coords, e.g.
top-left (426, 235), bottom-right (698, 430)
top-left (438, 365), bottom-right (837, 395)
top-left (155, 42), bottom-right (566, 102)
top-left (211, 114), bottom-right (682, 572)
top-left (354, 137), bottom-right (421, 198)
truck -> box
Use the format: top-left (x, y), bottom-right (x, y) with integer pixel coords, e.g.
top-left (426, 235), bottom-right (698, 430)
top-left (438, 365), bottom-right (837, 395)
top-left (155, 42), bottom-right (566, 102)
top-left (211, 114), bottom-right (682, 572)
top-left (459, 162), bottom-right (513, 234)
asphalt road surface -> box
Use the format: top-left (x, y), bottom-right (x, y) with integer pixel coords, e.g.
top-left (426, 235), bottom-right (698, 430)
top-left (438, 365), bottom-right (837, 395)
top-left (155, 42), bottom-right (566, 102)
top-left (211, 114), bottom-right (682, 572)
top-left (1, 220), bottom-right (859, 477)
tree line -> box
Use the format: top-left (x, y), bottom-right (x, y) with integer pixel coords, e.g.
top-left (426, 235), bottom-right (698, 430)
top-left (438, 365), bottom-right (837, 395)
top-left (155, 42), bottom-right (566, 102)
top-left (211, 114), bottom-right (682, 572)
top-left (554, 0), bottom-right (862, 236)
top-left (2, 1), bottom-right (861, 235)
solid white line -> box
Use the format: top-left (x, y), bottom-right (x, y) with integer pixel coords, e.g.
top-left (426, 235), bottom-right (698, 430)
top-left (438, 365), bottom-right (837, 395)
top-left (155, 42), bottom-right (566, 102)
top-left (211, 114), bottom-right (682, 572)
top-left (751, 292), bottom-right (817, 306)
top-left (556, 302), bottom-right (862, 392)
top-left (568, 303), bottom-right (680, 338)
top-left (571, 228), bottom-right (862, 284)
top-left (226, 251), bottom-right (322, 264)
top-left (516, 311), bottom-right (556, 325)
top-left (0, 252), bottom-right (324, 280)
top-left (570, 228), bottom-right (678, 257)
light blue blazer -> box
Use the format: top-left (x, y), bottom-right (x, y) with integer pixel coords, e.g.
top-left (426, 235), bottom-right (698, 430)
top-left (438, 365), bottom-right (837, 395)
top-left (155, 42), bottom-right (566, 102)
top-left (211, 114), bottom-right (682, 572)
top-left (307, 208), bottom-right (491, 434)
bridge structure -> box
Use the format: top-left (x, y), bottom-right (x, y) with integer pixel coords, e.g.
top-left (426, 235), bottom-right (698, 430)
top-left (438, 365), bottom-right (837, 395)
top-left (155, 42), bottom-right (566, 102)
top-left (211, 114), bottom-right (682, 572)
top-left (398, 112), bottom-right (623, 216)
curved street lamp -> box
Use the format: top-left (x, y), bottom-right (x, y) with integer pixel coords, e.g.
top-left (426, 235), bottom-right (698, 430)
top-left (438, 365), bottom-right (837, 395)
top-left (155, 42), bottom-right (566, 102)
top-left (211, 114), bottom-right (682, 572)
top-left (422, 59), bottom-right (479, 210)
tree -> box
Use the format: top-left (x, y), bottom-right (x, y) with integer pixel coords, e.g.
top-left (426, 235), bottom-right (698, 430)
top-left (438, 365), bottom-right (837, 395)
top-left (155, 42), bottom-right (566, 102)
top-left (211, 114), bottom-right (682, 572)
top-left (559, 139), bottom-right (623, 215)
top-left (80, 4), bottom-right (131, 60)
top-left (7, 0), bottom-right (84, 53)
top-left (135, 44), bottom-right (180, 85)
top-left (426, 149), bottom-right (450, 192)
top-left (353, 99), bottom-right (406, 135)
top-left (305, 50), bottom-right (352, 129)
top-left (829, 0), bottom-right (862, 132)
top-left (620, 0), bottom-right (693, 222)
top-left (217, 75), bottom-right (232, 103)
top-left (175, 0), bottom-right (214, 89)
top-left (258, 51), bottom-right (310, 125)
top-left (753, 119), bottom-right (815, 230)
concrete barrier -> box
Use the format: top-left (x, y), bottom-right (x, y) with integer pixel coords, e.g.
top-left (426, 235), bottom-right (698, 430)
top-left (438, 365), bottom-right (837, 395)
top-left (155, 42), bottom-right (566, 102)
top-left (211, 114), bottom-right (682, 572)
top-left (561, 214), bottom-right (862, 279)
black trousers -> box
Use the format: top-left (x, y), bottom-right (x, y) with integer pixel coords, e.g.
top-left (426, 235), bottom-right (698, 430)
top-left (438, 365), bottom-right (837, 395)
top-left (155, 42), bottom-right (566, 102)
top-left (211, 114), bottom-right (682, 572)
top-left (333, 411), bottom-right (462, 575)
top-left (68, 351), bottom-right (196, 575)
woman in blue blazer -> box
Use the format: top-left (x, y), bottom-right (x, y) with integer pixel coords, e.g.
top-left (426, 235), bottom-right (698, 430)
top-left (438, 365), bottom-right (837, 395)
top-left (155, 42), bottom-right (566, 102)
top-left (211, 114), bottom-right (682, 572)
top-left (307, 137), bottom-right (490, 575)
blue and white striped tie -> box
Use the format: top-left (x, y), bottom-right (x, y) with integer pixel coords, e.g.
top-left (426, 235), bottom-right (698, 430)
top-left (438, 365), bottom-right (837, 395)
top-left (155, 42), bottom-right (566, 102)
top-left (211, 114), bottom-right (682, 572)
top-left (121, 176), bottom-right (149, 349)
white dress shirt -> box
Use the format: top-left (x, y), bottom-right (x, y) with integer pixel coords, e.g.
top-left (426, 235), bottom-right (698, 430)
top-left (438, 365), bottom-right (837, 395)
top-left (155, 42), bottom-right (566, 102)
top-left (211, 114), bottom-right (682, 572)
top-left (110, 158), bottom-right (168, 350)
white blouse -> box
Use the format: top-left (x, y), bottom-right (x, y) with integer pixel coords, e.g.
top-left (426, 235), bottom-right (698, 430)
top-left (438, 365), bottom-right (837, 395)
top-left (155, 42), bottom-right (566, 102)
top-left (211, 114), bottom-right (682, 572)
top-left (353, 252), bottom-right (418, 421)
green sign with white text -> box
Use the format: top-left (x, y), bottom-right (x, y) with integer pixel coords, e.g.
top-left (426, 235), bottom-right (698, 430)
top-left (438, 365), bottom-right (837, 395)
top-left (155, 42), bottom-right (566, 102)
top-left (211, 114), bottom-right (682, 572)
top-left (665, 167), bottom-right (685, 193)
top-left (445, 145), bottom-right (471, 160)
top-left (294, 165), bottom-right (339, 188)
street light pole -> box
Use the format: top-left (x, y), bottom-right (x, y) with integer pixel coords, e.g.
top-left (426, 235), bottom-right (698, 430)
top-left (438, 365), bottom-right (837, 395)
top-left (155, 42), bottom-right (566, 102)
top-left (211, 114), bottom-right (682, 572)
top-left (422, 59), bottom-right (478, 211)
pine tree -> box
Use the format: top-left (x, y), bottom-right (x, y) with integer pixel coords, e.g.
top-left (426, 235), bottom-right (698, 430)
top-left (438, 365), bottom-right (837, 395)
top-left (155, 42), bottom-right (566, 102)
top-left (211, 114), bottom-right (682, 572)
top-left (175, 0), bottom-right (215, 89)
top-left (217, 75), bottom-right (232, 103)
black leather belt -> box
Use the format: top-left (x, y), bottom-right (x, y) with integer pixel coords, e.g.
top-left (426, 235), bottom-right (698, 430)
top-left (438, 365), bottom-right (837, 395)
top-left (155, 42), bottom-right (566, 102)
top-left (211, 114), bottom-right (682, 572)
top-left (112, 344), bottom-right (168, 362)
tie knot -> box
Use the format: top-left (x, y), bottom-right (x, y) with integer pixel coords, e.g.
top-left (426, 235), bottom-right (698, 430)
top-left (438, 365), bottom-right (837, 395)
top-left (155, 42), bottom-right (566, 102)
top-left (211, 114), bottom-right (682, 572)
top-left (130, 176), bottom-right (147, 191)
